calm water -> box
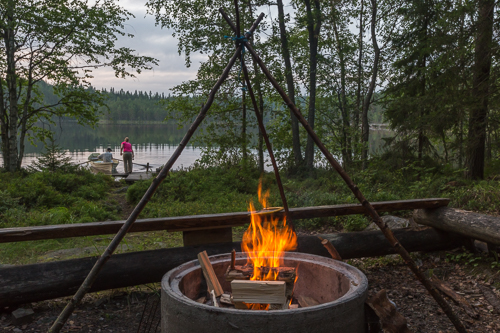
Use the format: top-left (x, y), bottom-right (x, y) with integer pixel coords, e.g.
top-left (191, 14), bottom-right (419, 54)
top-left (0, 123), bottom-right (392, 173)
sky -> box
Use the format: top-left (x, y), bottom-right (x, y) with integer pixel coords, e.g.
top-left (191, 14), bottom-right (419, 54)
top-left (88, 0), bottom-right (204, 95)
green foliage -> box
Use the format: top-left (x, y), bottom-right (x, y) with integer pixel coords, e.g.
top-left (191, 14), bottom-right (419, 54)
top-left (445, 250), bottom-right (499, 270)
top-left (0, 0), bottom-right (158, 172)
top-left (127, 165), bottom-right (264, 218)
top-left (27, 139), bottom-right (75, 172)
top-left (0, 169), bottom-right (117, 227)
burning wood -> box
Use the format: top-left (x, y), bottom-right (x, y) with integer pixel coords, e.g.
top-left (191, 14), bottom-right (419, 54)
top-left (199, 181), bottom-right (301, 310)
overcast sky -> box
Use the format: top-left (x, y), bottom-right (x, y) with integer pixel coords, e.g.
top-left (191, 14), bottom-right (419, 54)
top-left (88, 0), bottom-right (204, 95)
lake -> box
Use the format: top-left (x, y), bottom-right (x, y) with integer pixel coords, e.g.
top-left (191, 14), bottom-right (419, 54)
top-left (0, 123), bottom-right (392, 173)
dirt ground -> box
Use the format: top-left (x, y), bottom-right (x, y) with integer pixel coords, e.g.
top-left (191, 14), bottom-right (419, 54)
top-left (1, 252), bottom-right (499, 333)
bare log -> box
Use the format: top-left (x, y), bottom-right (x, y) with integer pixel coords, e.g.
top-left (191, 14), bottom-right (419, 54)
top-left (413, 207), bottom-right (500, 245)
top-left (0, 199), bottom-right (449, 243)
top-left (0, 228), bottom-right (466, 308)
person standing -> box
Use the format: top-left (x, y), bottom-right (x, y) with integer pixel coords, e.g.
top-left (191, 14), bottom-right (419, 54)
top-left (120, 137), bottom-right (134, 174)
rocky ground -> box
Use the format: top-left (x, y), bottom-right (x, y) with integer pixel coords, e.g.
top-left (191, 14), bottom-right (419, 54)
top-left (1, 251), bottom-right (499, 333)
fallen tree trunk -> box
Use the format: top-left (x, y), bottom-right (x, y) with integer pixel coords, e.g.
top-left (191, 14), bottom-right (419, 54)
top-left (413, 207), bottom-right (500, 245)
top-left (0, 227), bottom-right (466, 307)
top-left (0, 198), bottom-right (449, 243)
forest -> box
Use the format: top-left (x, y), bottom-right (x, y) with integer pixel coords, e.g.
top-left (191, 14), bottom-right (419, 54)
top-left (141, 0), bottom-right (500, 180)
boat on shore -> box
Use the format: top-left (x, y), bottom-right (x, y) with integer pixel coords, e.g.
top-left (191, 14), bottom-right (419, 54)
top-left (88, 153), bottom-right (119, 174)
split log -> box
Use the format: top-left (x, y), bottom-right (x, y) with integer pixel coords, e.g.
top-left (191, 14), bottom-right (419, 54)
top-left (198, 251), bottom-right (223, 297)
top-left (413, 207), bottom-right (500, 245)
top-left (225, 265), bottom-right (296, 282)
top-left (220, 293), bottom-right (233, 305)
top-left (231, 280), bottom-right (286, 305)
top-left (0, 199), bottom-right (449, 243)
top-left (0, 228), bottom-right (466, 307)
top-left (366, 289), bottom-right (412, 333)
top-left (225, 265), bottom-right (296, 306)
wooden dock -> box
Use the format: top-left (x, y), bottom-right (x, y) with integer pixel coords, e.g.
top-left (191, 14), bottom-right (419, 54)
top-left (112, 172), bottom-right (154, 182)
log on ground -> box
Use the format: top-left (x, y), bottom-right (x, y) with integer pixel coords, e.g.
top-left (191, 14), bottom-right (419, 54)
top-left (0, 227), bottom-right (467, 307)
top-left (413, 207), bottom-right (500, 245)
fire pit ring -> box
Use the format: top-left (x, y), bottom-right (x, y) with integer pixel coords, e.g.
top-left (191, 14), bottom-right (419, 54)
top-left (161, 252), bottom-right (368, 333)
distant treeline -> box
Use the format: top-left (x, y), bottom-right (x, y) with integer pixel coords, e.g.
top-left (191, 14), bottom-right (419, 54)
top-left (99, 88), bottom-right (171, 122)
top-left (39, 82), bottom-right (385, 124)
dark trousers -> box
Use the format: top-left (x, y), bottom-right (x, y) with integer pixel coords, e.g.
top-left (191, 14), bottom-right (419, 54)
top-left (123, 152), bottom-right (133, 173)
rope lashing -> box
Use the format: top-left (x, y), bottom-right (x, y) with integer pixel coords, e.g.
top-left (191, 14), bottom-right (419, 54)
top-left (224, 32), bottom-right (252, 91)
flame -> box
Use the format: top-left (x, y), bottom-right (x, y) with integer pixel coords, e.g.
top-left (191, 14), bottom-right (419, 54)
top-left (241, 181), bottom-right (297, 282)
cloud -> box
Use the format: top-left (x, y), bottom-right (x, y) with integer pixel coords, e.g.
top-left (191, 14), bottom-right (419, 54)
top-left (88, 1), bottom-right (200, 94)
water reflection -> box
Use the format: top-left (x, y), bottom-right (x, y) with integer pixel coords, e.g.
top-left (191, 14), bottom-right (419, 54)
top-left (0, 123), bottom-right (392, 173)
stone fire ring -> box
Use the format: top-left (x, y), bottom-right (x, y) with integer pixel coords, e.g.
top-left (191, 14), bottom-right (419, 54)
top-left (161, 252), bottom-right (368, 333)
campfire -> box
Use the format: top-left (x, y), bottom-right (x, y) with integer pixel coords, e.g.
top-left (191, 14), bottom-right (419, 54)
top-left (225, 182), bottom-right (298, 310)
top-left (160, 182), bottom-right (368, 332)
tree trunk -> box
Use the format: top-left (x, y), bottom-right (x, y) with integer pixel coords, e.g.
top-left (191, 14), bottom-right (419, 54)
top-left (333, 19), bottom-right (352, 169)
top-left (304, 0), bottom-right (321, 171)
top-left (0, 78), bottom-right (9, 169)
top-left (0, 228), bottom-right (467, 307)
top-left (355, 0), bottom-right (364, 160)
top-left (242, 89), bottom-right (247, 164)
top-left (247, 2), bottom-right (265, 172)
top-left (5, 2), bottom-right (19, 172)
top-left (277, 0), bottom-right (303, 168)
top-left (413, 206), bottom-right (500, 245)
top-left (465, 0), bottom-right (494, 180)
top-left (361, 0), bottom-right (380, 170)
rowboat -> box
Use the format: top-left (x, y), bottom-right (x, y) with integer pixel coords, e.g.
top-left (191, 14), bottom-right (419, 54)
top-left (88, 153), bottom-right (119, 174)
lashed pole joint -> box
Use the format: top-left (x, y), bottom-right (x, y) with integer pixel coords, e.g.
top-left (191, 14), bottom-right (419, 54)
top-left (218, 7), bottom-right (467, 333)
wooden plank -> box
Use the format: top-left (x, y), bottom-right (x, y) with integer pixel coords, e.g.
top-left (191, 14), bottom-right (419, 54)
top-left (414, 207), bottom-right (500, 245)
top-left (0, 228), bottom-right (466, 307)
top-left (231, 280), bottom-right (286, 305)
top-left (124, 172), bottom-right (153, 182)
top-left (197, 251), bottom-right (223, 297)
top-left (0, 198), bottom-right (450, 243)
top-left (183, 228), bottom-right (232, 246)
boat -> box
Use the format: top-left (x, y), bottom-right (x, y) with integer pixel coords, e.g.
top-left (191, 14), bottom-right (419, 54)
top-left (88, 153), bottom-right (119, 174)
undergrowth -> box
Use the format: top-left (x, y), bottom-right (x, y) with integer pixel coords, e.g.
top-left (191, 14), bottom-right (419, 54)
top-left (1, 158), bottom-right (500, 264)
